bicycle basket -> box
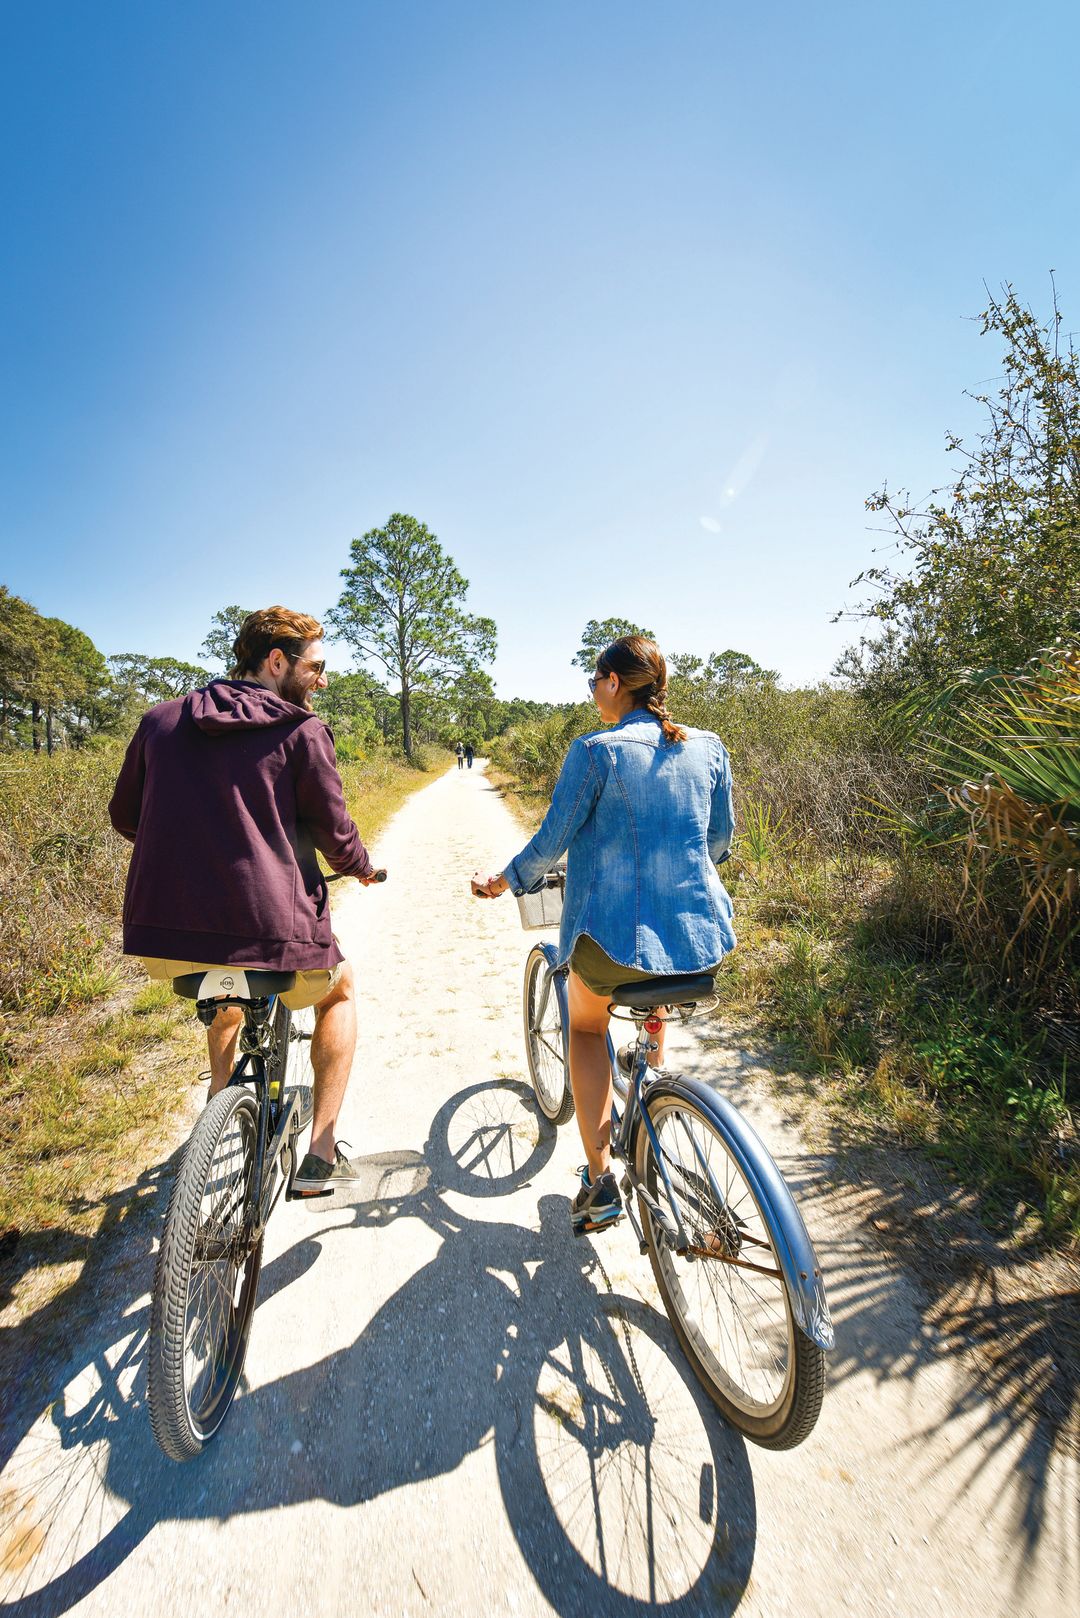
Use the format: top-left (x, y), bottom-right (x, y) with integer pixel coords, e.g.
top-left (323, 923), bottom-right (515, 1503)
top-left (516, 869), bottom-right (565, 930)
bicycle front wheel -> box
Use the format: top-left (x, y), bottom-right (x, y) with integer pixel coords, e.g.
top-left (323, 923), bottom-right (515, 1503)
top-left (636, 1091), bottom-right (825, 1448)
top-left (149, 1087), bottom-right (264, 1461)
top-left (522, 946), bottom-right (573, 1125)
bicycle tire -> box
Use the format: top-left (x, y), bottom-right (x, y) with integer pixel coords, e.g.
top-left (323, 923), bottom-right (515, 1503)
top-left (149, 1087), bottom-right (264, 1461)
top-left (635, 1090), bottom-right (825, 1448)
top-left (522, 946), bottom-right (573, 1125)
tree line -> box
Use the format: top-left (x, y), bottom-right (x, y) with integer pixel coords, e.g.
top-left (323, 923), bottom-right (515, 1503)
top-left (0, 523), bottom-right (550, 758)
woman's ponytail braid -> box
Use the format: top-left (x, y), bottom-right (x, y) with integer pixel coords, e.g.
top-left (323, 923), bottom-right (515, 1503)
top-left (644, 684), bottom-right (688, 746)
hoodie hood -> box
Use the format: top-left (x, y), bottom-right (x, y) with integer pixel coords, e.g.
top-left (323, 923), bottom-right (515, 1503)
top-left (186, 679), bottom-right (320, 734)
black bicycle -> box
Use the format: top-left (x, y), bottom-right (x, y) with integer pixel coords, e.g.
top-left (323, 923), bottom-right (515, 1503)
top-left (521, 868), bottom-right (833, 1449)
top-left (148, 874), bottom-right (385, 1461)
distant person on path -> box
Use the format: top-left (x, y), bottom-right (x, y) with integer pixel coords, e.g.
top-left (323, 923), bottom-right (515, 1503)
top-left (456, 741), bottom-right (465, 769)
top-left (108, 605), bottom-right (386, 1193)
top-left (465, 742), bottom-right (475, 769)
top-left (471, 635), bottom-right (735, 1235)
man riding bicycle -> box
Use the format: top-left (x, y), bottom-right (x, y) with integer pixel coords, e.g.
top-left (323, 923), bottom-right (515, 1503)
top-left (108, 605), bottom-right (383, 1192)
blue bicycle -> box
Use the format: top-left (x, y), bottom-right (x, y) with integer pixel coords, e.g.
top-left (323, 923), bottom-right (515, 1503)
top-left (521, 869), bottom-right (833, 1449)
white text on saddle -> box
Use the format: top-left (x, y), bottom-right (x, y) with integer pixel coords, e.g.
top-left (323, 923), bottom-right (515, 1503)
top-left (195, 968), bottom-right (251, 1000)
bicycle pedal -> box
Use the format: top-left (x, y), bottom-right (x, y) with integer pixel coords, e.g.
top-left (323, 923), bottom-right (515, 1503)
top-left (286, 1184), bottom-right (334, 1201)
top-left (572, 1213), bottom-right (623, 1237)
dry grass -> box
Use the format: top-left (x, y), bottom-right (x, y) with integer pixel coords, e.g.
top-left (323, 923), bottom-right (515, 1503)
top-left (0, 743), bottom-right (446, 1288)
top-left (338, 749), bottom-right (453, 849)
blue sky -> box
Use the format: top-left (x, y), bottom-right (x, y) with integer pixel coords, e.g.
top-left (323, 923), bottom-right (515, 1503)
top-left (2, 1), bottom-right (1077, 701)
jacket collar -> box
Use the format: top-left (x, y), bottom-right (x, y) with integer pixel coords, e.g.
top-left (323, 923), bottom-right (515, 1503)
top-left (612, 708), bottom-right (661, 730)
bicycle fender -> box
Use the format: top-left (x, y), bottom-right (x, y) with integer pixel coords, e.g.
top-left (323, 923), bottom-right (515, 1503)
top-left (536, 942), bottom-right (570, 1065)
top-left (646, 1077), bottom-right (834, 1352)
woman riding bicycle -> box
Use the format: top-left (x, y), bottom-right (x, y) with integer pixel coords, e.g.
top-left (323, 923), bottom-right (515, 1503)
top-left (472, 635), bottom-right (735, 1235)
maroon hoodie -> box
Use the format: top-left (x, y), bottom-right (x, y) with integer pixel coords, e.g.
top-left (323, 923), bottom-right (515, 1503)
top-left (108, 680), bottom-right (374, 970)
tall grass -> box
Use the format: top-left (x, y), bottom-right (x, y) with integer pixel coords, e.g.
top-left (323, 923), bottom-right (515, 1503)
top-left (0, 741), bottom-right (447, 1264)
top-left (0, 747), bottom-right (129, 1017)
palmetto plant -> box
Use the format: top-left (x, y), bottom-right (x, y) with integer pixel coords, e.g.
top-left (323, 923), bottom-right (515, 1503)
top-left (920, 645), bottom-right (1080, 956)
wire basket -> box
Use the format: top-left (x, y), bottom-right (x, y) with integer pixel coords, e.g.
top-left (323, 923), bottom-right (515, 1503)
top-left (516, 868), bottom-right (565, 930)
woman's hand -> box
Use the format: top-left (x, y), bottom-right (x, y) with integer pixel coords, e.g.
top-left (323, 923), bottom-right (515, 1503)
top-left (471, 871), bottom-right (509, 898)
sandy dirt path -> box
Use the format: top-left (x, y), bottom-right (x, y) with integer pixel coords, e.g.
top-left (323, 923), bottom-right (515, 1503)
top-left (1, 760), bottom-right (1076, 1618)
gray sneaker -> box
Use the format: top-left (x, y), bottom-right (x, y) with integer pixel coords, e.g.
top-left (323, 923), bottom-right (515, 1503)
top-left (293, 1142), bottom-right (361, 1195)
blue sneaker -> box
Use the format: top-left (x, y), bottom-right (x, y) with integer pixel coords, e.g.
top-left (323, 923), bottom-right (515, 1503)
top-left (570, 1166), bottom-right (622, 1236)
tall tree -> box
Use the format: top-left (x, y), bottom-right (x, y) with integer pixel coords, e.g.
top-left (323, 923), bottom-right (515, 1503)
top-left (200, 606), bottom-right (253, 673)
top-left (42, 617), bottom-right (110, 750)
top-left (670, 649), bottom-right (778, 690)
top-left (447, 668), bottom-right (498, 740)
top-left (107, 653), bottom-right (211, 723)
top-left (0, 587), bottom-right (41, 746)
top-left (572, 617), bottom-right (656, 672)
top-left (328, 514), bottom-right (496, 758)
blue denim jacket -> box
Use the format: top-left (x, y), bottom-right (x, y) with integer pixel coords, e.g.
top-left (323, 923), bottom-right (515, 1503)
top-left (503, 710), bottom-right (736, 974)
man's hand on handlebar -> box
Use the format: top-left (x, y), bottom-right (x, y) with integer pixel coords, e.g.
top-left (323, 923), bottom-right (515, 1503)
top-left (471, 871), bottom-right (509, 899)
top-left (326, 869), bottom-right (388, 888)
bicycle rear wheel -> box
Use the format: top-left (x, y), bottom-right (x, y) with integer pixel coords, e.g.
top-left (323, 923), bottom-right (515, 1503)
top-left (149, 1087), bottom-right (263, 1461)
top-left (522, 946), bottom-right (573, 1124)
top-left (636, 1090), bottom-right (825, 1448)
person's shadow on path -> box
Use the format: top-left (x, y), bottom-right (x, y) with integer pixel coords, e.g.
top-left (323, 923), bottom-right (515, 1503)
top-left (1, 1081), bottom-right (756, 1618)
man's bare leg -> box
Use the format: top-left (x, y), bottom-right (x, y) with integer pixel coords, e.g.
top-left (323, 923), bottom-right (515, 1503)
top-left (307, 962), bottom-right (357, 1163)
top-left (207, 1005), bottom-right (244, 1097)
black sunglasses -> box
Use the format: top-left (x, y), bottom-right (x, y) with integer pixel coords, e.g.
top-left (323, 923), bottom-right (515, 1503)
top-left (287, 652), bottom-right (326, 678)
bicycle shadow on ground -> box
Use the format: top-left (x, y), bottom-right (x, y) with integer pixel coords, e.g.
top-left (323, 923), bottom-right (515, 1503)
top-left (684, 1026), bottom-right (1080, 1595)
top-left (0, 1081), bottom-right (757, 1618)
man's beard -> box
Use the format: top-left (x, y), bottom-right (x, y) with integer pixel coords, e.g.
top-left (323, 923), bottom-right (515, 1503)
top-left (279, 669), bottom-right (314, 709)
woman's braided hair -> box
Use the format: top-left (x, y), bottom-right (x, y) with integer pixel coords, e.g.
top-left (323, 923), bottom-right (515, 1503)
top-left (596, 636), bottom-right (688, 744)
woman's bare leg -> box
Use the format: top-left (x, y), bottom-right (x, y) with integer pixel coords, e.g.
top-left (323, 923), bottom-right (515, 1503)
top-left (567, 971), bottom-right (616, 1181)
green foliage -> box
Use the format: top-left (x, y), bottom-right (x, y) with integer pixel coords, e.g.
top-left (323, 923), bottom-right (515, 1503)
top-left (314, 669), bottom-right (396, 760)
top-left (838, 284), bottom-right (1080, 702)
top-left (328, 513), bottom-right (497, 758)
top-left (0, 588), bottom-right (113, 752)
top-left (572, 617), bottom-right (656, 673)
top-left (716, 862), bottom-right (1078, 1246)
top-left (200, 605), bottom-right (253, 673)
top-left (670, 649), bottom-right (779, 692)
top-left (106, 652), bottom-right (211, 730)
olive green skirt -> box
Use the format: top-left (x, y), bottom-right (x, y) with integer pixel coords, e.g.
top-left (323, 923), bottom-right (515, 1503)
top-left (569, 934), bottom-right (719, 998)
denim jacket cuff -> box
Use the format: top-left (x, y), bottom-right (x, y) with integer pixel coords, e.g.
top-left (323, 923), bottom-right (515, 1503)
top-left (503, 859), bottom-right (527, 897)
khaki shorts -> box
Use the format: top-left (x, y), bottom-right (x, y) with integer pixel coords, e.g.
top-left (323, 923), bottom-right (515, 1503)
top-left (140, 955), bottom-right (344, 1011)
top-left (569, 935), bottom-right (719, 1000)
